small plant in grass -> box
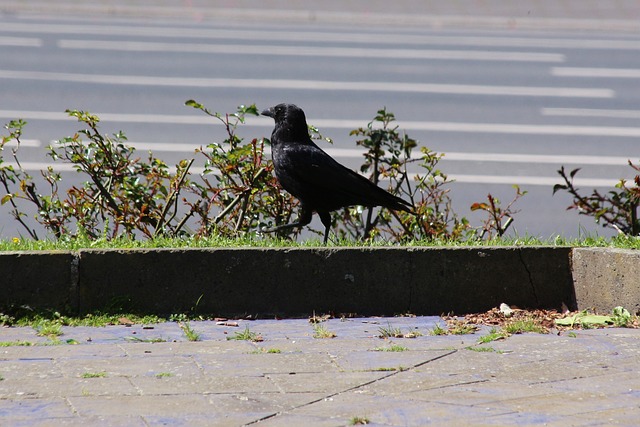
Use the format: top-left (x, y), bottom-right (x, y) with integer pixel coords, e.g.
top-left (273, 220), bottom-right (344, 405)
top-left (35, 321), bottom-right (62, 338)
top-left (124, 336), bottom-right (166, 343)
top-left (0, 313), bottom-right (15, 326)
top-left (81, 372), bottom-right (106, 378)
top-left (228, 326), bottom-right (262, 342)
top-left (373, 366), bottom-right (408, 372)
top-left (309, 312), bottom-right (331, 324)
top-left (373, 344), bottom-right (408, 352)
top-left (504, 319), bottom-right (547, 334)
top-left (378, 323), bottom-right (404, 338)
top-left (430, 323), bottom-right (448, 336)
top-left (478, 327), bottom-right (508, 343)
top-left (611, 306), bottom-right (632, 327)
top-left (447, 320), bottom-right (477, 335)
top-left (466, 346), bottom-right (497, 353)
top-left (155, 372), bottom-right (173, 378)
top-left (312, 324), bottom-right (337, 339)
top-left (349, 416), bottom-right (370, 425)
top-left (250, 348), bottom-right (282, 354)
top-left (0, 340), bottom-right (35, 347)
top-left (179, 322), bottom-right (201, 342)
top-left (378, 323), bottom-right (422, 338)
top-left (0, 374), bottom-right (4, 381)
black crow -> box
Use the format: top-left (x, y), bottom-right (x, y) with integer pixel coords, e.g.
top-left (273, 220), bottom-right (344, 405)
top-left (261, 103), bottom-right (413, 243)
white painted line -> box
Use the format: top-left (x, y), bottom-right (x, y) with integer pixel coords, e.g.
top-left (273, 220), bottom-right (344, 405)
top-left (42, 143), bottom-right (639, 167)
top-left (126, 141), bottom-right (200, 152)
top-left (552, 67), bottom-right (640, 78)
top-left (312, 119), bottom-right (640, 137)
top-left (320, 149), bottom-right (637, 166)
top-left (0, 70), bottom-right (614, 98)
top-left (2, 139), bottom-right (41, 148)
top-left (0, 110), bottom-right (212, 124)
top-left (3, 22), bottom-right (640, 50)
top-left (541, 108), bottom-right (640, 119)
top-left (57, 39), bottom-right (565, 63)
top-left (0, 36), bottom-right (42, 47)
top-left (5, 161), bottom-right (621, 188)
top-left (448, 174), bottom-right (618, 187)
top-left (2, 110), bottom-right (640, 138)
top-left (442, 152), bottom-right (637, 165)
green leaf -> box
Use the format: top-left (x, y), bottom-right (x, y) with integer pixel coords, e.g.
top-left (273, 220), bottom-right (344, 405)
top-left (470, 202), bottom-right (489, 211)
top-left (555, 313), bottom-right (613, 327)
top-left (184, 99), bottom-right (204, 109)
top-left (1, 194), bottom-right (12, 205)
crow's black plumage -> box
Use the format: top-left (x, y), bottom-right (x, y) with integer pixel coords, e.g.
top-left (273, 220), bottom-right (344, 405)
top-left (261, 103), bottom-right (413, 243)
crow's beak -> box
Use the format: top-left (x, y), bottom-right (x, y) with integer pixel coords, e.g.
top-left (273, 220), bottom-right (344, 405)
top-left (261, 107), bottom-right (275, 118)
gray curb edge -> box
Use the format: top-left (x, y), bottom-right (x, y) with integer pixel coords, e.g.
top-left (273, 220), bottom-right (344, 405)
top-left (2, 247), bottom-right (638, 316)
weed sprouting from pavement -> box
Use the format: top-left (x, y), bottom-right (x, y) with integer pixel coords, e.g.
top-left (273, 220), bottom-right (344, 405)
top-left (477, 327), bottom-right (508, 343)
top-left (179, 322), bottom-right (201, 341)
top-left (349, 416), bottom-right (370, 425)
top-left (81, 372), bottom-right (106, 378)
top-left (504, 319), bottom-right (547, 334)
top-left (373, 344), bottom-right (408, 352)
top-left (313, 324), bottom-right (337, 339)
top-left (155, 372), bottom-right (173, 378)
top-left (228, 326), bottom-right (262, 342)
top-left (430, 323), bottom-right (448, 336)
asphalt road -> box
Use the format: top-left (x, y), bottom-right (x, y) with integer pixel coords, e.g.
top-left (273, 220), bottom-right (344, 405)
top-left (1, 3), bottom-right (639, 240)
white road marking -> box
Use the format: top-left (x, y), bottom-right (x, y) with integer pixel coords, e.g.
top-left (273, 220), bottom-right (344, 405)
top-left (2, 22), bottom-right (640, 50)
top-left (441, 152), bottom-right (637, 165)
top-left (448, 174), bottom-right (618, 187)
top-left (541, 108), bottom-right (640, 119)
top-left (2, 110), bottom-right (640, 138)
top-left (552, 67), bottom-right (640, 78)
top-left (2, 139), bottom-right (41, 148)
top-left (57, 39), bottom-right (565, 63)
top-left (4, 161), bottom-right (621, 188)
top-left (0, 36), bottom-right (42, 47)
top-left (49, 142), bottom-right (638, 165)
top-left (0, 70), bottom-right (614, 98)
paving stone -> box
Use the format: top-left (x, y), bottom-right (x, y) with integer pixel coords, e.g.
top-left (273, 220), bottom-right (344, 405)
top-left (2, 415), bottom-right (148, 427)
top-left (195, 352), bottom-right (341, 376)
top-left (131, 373), bottom-right (281, 395)
top-left (2, 319), bottom-right (640, 426)
top-left (0, 398), bottom-right (75, 419)
top-left (289, 390), bottom-right (513, 425)
top-left (0, 376), bottom-right (139, 399)
top-left (265, 371), bottom-right (389, 393)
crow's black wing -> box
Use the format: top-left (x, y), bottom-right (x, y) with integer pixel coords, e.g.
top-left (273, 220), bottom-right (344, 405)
top-left (273, 143), bottom-right (412, 212)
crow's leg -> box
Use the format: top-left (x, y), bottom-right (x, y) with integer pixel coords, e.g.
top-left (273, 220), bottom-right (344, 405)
top-left (262, 207), bottom-right (313, 235)
top-left (318, 211), bottom-right (332, 244)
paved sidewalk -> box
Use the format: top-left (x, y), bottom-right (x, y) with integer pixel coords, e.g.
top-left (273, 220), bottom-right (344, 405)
top-left (1, 317), bottom-right (639, 426)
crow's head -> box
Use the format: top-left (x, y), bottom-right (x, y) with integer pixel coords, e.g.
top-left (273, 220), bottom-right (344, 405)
top-left (261, 103), bottom-right (307, 126)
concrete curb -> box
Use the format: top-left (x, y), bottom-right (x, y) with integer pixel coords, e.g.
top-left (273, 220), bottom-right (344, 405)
top-left (572, 247), bottom-right (640, 314)
top-left (1, 247), bottom-right (637, 316)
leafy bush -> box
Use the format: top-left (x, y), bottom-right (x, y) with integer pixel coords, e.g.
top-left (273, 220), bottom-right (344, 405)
top-left (184, 100), bottom-right (297, 238)
top-left (335, 108), bottom-right (468, 241)
top-left (554, 164), bottom-right (639, 236)
top-left (1, 103), bottom-right (527, 243)
top-left (3, 112), bottom-right (194, 240)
